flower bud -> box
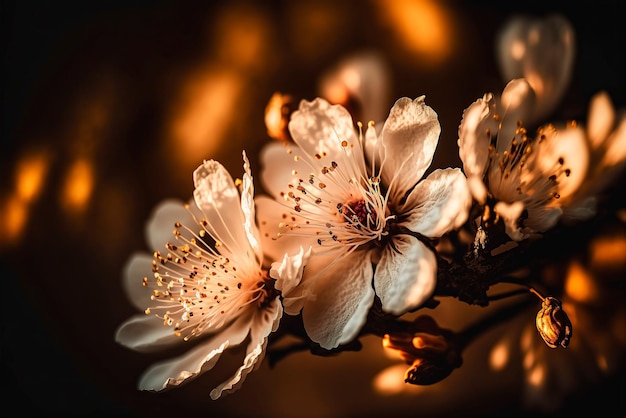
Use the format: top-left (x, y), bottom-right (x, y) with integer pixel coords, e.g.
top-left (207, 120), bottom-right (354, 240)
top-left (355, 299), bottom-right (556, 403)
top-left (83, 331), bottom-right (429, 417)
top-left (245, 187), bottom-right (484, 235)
top-left (382, 316), bottom-right (462, 385)
top-left (264, 92), bottom-right (295, 142)
top-left (535, 296), bottom-right (572, 348)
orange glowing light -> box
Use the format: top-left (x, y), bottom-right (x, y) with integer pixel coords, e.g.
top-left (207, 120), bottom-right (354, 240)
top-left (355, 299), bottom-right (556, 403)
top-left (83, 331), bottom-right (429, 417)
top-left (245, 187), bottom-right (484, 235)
top-left (489, 340), bottom-right (510, 371)
top-left (372, 364), bottom-right (422, 395)
top-left (510, 39), bottom-right (526, 60)
top-left (16, 152), bottom-right (50, 202)
top-left (264, 92), bottom-right (294, 142)
top-left (0, 195), bottom-right (28, 244)
top-left (375, 0), bottom-right (453, 65)
top-left (590, 234), bottom-right (626, 270)
top-left (564, 261), bottom-right (599, 304)
top-left (211, 5), bottom-right (274, 73)
top-left (169, 69), bottom-right (244, 166)
top-left (597, 354), bottom-right (609, 372)
top-left (62, 159), bottom-right (94, 212)
top-left (527, 364), bottom-right (545, 387)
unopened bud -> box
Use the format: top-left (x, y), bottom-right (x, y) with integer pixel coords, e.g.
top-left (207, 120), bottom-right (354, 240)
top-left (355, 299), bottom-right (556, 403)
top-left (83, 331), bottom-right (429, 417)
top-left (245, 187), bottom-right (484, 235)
top-left (264, 92), bottom-right (295, 142)
top-left (382, 316), bottom-right (462, 386)
top-left (535, 296), bottom-right (572, 349)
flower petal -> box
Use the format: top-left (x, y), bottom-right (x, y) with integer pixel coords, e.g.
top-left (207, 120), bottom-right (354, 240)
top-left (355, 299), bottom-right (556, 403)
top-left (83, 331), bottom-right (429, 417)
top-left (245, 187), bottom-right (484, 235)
top-left (601, 116), bottom-right (626, 168)
top-left (535, 124), bottom-right (588, 202)
top-left (288, 98), bottom-right (361, 165)
top-left (210, 298), bottom-right (283, 399)
top-left (122, 252), bottom-right (154, 310)
top-left (587, 91), bottom-right (615, 149)
top-left (145, 199), bottom-right (195, 252)
top-left (259, 141), bottom-right (299, 200)
top-left (240, 151), bottom-right (262, 262)
top-left (192, 159), bottom-right (251, 259)
top-left (496, 79), bottom-right (536, 154)
top-left (494, 200), bottom-right (526, 241)
top-left (525, 205), bottom-right (562, 237)
top-left (376, 96), bottom-right (440, 200)
top-left (115, 314), bottom-right (182, 352)
top-left (137, 311), bottom-right (253, 391)
top-left (270, 245), bottom-right (312, 298)
top-left (300, 251), bottom-right (375, 349)
top-left (458, 93), bottom-right (497, 184)
top-left (374, 234), bottom-right (436, 315)
top-left (400, 168), bottom-right (471, 237)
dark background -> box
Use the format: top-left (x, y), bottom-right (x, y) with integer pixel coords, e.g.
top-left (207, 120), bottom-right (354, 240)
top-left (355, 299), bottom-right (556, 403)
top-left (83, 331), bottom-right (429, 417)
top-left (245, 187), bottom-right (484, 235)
top-left (1, 1), bottom-right (625, 416)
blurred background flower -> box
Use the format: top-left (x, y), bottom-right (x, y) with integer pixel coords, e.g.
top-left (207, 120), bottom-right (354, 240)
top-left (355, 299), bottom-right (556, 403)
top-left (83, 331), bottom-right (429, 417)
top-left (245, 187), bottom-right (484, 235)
top-left (1, 0), bottom-right (624, 416)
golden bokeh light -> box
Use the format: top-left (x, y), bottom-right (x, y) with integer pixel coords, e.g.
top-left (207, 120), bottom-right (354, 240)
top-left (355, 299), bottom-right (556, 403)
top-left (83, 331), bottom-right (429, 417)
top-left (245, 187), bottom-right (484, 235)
top-left (15, 151), bottom-right (51, 202)
top-left (373, 364), bottom-right (422, 395)
top-left (527, 364), bottom-right (545, 387)
top-left (510, 39), bottom-right (526, 61)
top-left (211, 4), bottom-right (275, 73)
top-left (286, 1), bottom-right (351, 62)
top-left (489, 339), bottom-right (510, 371)
top-left (589, 232), bottom-right (626, 271)
top-left (168, 68), bottom-right (244, 167)
top-left (565, 261), bottom-right (599, 304)
top-left (375, 0), bottom-right (454, 66)
top-left (0, 195), bottom-right (29, 245)
top-left (0, 150), bottom-right (52, 245)
top-left (61, 159), bottom-right (94, 212)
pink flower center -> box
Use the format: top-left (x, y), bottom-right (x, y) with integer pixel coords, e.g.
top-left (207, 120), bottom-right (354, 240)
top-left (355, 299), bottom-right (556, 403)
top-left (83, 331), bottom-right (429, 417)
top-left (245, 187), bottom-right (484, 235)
top-left (339, 199), bottom-right (378, 230)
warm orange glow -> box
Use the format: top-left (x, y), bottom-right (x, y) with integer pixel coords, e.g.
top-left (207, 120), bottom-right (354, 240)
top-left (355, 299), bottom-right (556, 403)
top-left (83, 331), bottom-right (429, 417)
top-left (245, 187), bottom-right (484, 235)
top-left (62, 159), bottom-right (94, 212)
top-left (16, 151), bottom-right (50, 202)
top-left (412, 336), bottom-right (425, 349)
top-left (382, 333), bottom-right (392, 348)
top-left (375, 0), bottom-right (453, 65)
top-left (527, 364), bottom-right (545, 387)
top-left (597, 354), bottom-right (609, 372)
top-left (521, 327), bottom-right (536, 369)
top-left (169, 69), bottom-right (244, 166)
top-left (381, 335), bottom-right (406, 360)
top-left (264, 92), bottom-right (293, 142)
top-left (565, 261), bottom-right (599, 304)
top-left (211, 5), bottom-right (274, 73)
top-left (489, 340), bottom-right (510, 371)
top-left (525, 71), bottom-right (545, 98)
top-left (372, 364), bottom-right (422, 395)
top-left (0, 195), bottom-right (28, 244)
top-left (286, 2), bottom-right (347, 61)
top-left (589, 234), bottom-right (626, 270)
top-left (510, 39), bottom-right (526, 60)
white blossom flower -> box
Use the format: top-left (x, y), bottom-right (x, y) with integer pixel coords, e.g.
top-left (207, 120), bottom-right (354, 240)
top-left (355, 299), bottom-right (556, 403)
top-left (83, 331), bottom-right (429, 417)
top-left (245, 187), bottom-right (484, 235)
top-left (552, 91), bottom-right (626, 222)
top-left (458, 78), bottom-right (588, 242)
top-left (115, 152), bottom-right (304, 400)
top-left (256, 97), bottom-right (471, 350)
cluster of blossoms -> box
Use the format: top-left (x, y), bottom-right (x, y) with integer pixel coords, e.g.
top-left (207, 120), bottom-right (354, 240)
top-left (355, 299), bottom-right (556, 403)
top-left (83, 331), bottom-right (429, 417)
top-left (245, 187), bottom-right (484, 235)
top-left (115, 14), bottom-right (625, 401)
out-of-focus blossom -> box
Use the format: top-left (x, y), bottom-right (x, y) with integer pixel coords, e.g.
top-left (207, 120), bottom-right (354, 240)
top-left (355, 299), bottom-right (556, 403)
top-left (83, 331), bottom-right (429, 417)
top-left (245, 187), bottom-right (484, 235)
top-left (554, 91), bottom-right (626, 222)
top-left (496, 14), bottom-right (575, 125)
top-left (458, 78), bottom-right (587, 242)
top-left (115, 153), bottom-right (304, 400)
top-left (256, 97), bottom-right (471, 349)
top-left (318, 51), bottom-right (392, 124)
